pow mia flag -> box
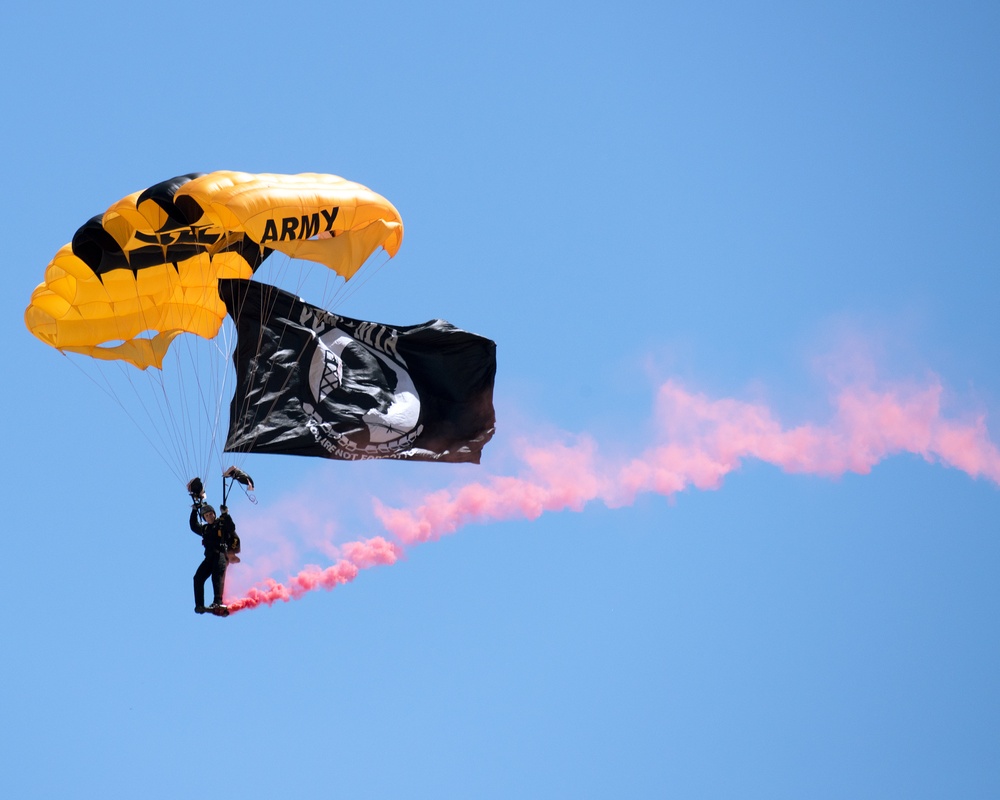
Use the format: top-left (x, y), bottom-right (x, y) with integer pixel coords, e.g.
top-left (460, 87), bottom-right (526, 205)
top-left (218, 279), bottom-right (496, 463)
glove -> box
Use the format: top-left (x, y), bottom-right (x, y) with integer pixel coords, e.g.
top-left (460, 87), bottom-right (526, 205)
top-left (220, 504), bottom-right (229, 514)
top-left (186, 477), bottom-right (205, 500)
top-left (223, 466), bottom-right (254, 490)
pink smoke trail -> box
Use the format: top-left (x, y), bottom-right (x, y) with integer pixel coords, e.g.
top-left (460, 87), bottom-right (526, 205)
top-left (225, 374), bottom-right (1000, 613)
top-left (374, 379), bottom-right (1000, 544)
top-left (228, 536), bottom-right (403, 613)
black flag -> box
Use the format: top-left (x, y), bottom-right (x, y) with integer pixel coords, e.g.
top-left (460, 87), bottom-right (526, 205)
top-left (218, 279), bottom-right (496, 463)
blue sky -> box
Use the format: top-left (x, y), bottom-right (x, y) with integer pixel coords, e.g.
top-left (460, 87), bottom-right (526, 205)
top-left (3, 2), bottom-right (999, 798)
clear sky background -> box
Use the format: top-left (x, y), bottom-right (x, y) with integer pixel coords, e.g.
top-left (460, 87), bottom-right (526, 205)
top-left (3, 2), bottom-right (999, 798)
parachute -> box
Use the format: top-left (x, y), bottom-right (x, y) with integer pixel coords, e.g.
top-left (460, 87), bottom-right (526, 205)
top-left (25, 171), bottom-right (403, 370)
top-left (24, 171), bottom-right (405, 484)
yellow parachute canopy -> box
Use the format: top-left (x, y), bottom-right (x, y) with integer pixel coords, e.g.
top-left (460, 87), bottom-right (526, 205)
top-left (25, 171), bottom-right (404, 370)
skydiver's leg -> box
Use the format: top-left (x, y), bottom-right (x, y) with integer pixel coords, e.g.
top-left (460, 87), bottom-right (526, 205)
top-left (210, 554), bottom-right (227, 606)
top-left (194, 557), bottom-right (212, 608)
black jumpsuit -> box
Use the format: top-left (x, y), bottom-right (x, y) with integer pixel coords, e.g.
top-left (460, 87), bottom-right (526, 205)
top-left (189, 508), bottom-right (235, 608)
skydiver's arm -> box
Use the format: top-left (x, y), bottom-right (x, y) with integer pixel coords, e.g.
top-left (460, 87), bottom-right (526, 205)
top-left (189, 507), bottom-right (203, 535)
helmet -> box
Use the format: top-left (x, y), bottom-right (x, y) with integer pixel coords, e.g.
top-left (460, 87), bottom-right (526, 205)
top-left (201, 504), bottom-right (217, 517)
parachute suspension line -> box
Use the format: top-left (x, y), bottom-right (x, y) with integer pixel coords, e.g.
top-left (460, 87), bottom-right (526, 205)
top-left (328, 251), bottom-right (392, 311)
top-left (194, 270), bottom-right (235, 479)
top-left (82, 266), bottom-right (194, 481)
top-left (93, 250), bottom-right (203, 483)
top-left (139, 319), bottom-right (209, 483)
top-left (171, 331), bottom-right (216, 482)
top-left (62, 354), bottom-right (188, 486)
top-left (207, 318), bottom-right (234, 475)
top-left (143, 360), bottom-right (198, 479)
top-left (198, 318), bottom-right (224, 474)
top-left (105, 249), bottom-right (229, 485)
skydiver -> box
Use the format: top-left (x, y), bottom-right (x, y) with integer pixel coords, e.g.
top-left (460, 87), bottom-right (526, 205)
top-left (186, 478), bottom-right (240, 616)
